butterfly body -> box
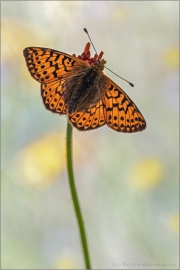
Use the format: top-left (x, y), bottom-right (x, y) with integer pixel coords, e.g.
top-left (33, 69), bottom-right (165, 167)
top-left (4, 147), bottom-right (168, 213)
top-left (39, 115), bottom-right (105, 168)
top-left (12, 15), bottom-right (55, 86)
top-left (23, 42), bottom-right (146, 133)
top-left (63, 60), bottom-right (107, 114)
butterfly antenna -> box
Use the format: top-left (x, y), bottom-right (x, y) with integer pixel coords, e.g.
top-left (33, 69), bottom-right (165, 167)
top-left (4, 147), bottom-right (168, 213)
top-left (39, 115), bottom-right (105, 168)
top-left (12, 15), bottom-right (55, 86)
top-left (104, 66), bottom-right (134, 87)
top-left (84, 28), bottom-right (134, 87)
top-left (84, 28), bottom-right (98, 55)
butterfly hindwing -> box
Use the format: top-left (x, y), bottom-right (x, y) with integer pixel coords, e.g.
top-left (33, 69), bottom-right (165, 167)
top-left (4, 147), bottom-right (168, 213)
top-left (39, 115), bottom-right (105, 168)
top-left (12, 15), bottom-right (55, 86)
top-left (41, 80), bottom-right (67, 114)
top-left (102, 77), bottom-right (146, 133)
top-left (69, 100), bottom-right (105, 130)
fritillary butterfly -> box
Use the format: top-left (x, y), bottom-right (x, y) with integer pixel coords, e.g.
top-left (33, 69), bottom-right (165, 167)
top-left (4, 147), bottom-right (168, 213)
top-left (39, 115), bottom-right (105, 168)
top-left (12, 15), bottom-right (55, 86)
top-left (23, 34), bottom-right (146, 133)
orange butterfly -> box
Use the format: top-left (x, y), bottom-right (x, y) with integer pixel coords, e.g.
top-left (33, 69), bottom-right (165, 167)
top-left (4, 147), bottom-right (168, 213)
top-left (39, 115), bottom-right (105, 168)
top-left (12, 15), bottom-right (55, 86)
top-left (23, 32), bottom-right (146, 133)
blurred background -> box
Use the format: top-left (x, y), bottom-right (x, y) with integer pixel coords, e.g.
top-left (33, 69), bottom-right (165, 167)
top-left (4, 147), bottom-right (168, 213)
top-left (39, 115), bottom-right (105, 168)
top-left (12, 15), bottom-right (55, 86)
top-left (1, 1), bottom-right (179, 269)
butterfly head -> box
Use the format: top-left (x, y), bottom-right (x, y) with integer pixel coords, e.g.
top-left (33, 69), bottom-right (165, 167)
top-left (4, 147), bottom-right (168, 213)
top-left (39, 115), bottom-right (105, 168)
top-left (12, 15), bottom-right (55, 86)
top-left (93, 59), bottom-right (107, 71)
top-left (73, 42), bottom-right (106, 70)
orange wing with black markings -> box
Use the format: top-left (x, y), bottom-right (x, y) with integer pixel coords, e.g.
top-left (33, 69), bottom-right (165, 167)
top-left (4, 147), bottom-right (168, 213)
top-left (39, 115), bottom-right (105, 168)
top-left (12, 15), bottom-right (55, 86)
top-left (102, 77), bottom-right (146, 133)
top-left (23, 47), bottom-right (87, 83)
top-left (69, 100), bottom-right (105, 130)
top-left (41, 80), bottom-right (67, 114)
top-left (23, 47), bottom-right (87, 115)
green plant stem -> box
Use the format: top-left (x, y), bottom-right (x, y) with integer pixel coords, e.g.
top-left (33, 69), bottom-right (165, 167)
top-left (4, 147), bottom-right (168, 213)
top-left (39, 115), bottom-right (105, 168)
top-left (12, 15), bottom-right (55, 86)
top-left (66, 122), bottom-right (91, 269)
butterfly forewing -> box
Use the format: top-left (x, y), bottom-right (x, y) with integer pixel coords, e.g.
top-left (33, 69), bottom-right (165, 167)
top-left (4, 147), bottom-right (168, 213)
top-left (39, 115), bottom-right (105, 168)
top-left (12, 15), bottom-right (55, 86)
top-left (23, 47), bottom-right (82, 83)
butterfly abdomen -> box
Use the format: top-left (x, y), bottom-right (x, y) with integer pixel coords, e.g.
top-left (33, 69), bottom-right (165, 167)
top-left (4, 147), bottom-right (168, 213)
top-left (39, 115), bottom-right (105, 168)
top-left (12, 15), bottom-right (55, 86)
top-left (64, 65), bottom-right (106, 114)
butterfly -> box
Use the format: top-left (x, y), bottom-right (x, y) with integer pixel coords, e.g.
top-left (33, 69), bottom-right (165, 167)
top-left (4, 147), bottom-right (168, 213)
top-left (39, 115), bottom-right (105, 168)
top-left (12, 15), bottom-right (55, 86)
top-left (23, 38), bottom-right (146, 133)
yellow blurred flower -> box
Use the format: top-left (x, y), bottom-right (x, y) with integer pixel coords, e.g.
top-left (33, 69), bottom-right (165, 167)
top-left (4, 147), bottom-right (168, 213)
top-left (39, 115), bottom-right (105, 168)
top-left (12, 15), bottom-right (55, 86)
top-left (112, 7), bottom-right (130, 21)
top-left (169, 214), bottom-right (179, 234)
top-left (129, 157), bottom-right (163, 190)
top-left (163, 47), bottom-right (179, 69)
top-left (13, 131), bottom-right (79, 189)
top-left (55, 254), bottom-right (78, 269)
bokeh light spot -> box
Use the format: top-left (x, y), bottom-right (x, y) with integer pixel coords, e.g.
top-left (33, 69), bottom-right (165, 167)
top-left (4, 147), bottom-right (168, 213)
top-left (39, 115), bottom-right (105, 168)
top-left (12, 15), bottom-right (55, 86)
top-left (129, 157), bottom-right (163, 190)
top-left (55, 255), bottom-right (77, 269)
top-left (163, 47), bottom-right (179, 69)
top-left (169, 214), bottom-right (179, 234)
top-left (13, 132), bottom-right (66, 189)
